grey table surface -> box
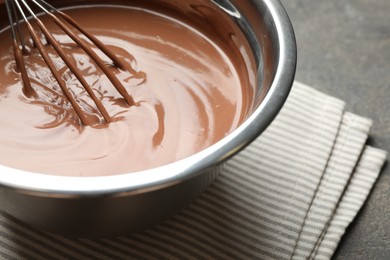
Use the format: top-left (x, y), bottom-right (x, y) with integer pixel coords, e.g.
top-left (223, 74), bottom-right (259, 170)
top-left (279, 0), bottom-right (389, 259)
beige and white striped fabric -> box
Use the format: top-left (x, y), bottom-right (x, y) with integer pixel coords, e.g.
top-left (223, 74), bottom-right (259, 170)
top-left (0, 82), bottom-right (387, 259)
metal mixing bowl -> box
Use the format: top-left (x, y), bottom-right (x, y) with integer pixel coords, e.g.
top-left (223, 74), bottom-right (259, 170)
top-left (0, 0), bottom-right (296, 237)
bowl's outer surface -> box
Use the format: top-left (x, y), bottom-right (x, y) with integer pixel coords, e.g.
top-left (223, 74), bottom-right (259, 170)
top-left (0, 0), bottom-right (296, 237)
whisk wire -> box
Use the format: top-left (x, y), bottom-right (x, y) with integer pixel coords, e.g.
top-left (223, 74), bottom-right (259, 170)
top-left (13, 0), bottom-right (94, 125)
top-left (20, 0), bottom-right (112, 124)
top-left (5, 0), bottom-right (36, 98)
top-left (5, 0), bottom-right (17, 40)
top-left (29, 0), bottom-right (136, 106)
top-left (34, 0), bottom-right (130, 71)
top-left (41, 2), bottom-right (135, 106)
top-left (10, 0), bottom-right (28, 52)
top-left (6, 0), bottom-right (138, 125)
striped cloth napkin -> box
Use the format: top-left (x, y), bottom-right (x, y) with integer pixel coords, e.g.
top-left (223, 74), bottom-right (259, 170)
top-left (0, 81), bottom-right (387, 259)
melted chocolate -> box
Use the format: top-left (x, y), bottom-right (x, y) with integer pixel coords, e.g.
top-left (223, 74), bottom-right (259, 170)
top-left (0, 4), bottom-right (253, 176)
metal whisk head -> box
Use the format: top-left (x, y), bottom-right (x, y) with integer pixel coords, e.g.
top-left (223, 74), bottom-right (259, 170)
top-left (5, 0), bottom-right (137, 125)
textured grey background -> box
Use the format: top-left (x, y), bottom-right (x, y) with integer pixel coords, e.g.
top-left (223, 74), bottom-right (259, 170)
top-left (279, 0), bottom-right (390, 259)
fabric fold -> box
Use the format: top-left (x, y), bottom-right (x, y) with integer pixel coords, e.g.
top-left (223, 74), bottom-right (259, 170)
top-left (292, 112), bottom-right (373, 259)
top-left (312, 146), bottom-right (387, 259)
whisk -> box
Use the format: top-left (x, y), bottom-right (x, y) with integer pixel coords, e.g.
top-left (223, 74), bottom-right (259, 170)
top-left (5, 0), bottom-right (136, 125)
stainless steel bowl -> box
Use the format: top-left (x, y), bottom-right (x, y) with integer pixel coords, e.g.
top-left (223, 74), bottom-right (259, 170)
top-left (0, 0), bottom-right (296, 237)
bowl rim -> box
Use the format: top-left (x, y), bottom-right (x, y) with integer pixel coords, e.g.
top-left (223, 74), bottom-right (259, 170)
top-left (0, 0), bottom-right (297, 198)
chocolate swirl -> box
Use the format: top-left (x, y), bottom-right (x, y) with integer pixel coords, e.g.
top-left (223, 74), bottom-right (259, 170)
top-left (0, 5), bottom-right (251, 176)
